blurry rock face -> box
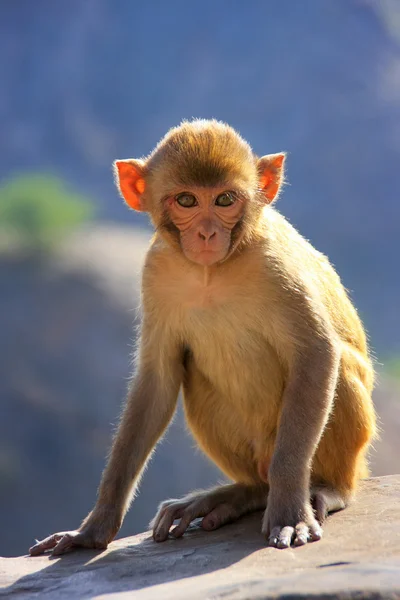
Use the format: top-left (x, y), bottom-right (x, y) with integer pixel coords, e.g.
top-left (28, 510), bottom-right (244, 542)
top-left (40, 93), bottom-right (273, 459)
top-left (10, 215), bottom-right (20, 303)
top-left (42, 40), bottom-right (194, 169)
top-left (0, 225), bottom-right (222, 557)
top-left (0, 225), bottom-right (398, 557)
top-left (1, 476), bottom-right (400, 600)
top-left (2, 0), bottom-right (400, 356)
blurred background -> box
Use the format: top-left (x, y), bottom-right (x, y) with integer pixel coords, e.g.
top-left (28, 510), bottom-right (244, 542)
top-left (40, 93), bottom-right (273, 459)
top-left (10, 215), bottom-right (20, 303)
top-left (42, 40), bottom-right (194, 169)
top-left (1, 0), bottom-right (399, 557)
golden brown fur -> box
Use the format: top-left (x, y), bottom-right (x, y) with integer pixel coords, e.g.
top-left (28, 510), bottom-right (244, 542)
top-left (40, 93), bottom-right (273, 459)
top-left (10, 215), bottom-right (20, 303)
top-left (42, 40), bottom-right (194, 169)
top-left (30, 119), bottom-right (376, 556)
top-left (143, 206), bottom-right (376, 492)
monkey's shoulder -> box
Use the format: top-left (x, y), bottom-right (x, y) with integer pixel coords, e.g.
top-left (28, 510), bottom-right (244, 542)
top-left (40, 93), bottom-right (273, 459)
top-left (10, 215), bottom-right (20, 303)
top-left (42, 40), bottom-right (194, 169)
top-left (259, 209), bottom-right (344, 289)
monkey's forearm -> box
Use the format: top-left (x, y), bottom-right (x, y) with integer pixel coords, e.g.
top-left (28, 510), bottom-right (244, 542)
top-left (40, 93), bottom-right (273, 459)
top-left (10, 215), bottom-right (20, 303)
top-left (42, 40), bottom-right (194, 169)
top-left (269, 338), bottom-right (340, 488)
top-left (83, 371), bottom-right (180, 530)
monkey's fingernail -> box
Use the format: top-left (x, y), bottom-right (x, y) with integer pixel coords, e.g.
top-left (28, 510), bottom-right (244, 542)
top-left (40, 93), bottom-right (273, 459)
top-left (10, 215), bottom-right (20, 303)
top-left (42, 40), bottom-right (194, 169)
top-left (310, 529), bottom-right (323, 541)
top-left (294, 535), bottom-right (307, 546)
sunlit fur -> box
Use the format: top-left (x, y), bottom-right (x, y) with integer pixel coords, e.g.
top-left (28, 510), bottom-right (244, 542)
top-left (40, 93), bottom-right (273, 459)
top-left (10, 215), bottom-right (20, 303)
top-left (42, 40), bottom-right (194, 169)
top-left (131, 120), bottom-right (376, 536)
top-left (29, 120), bottom-right (377, 556)
top-left (141, 206), bottom-right (376, 493)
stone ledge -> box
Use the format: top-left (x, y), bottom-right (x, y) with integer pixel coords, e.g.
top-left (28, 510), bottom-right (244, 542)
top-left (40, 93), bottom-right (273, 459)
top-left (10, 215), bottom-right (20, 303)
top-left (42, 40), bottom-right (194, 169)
top-left (1, 475), bottom-right (399, 599)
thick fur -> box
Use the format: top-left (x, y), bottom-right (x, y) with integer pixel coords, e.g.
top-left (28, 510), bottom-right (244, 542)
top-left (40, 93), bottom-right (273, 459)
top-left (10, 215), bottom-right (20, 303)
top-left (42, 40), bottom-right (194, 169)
top-left (142, 205), bottom-right (376, 494)
top-left (29, 119), bottom-right (376, 556)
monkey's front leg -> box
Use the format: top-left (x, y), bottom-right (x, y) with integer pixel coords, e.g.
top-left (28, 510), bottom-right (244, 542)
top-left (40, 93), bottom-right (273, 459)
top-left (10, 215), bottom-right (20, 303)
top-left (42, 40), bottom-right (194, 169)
top-left (263, 338), bottom-right (340, 549)
top-left (30, 361), bottom-right (181, 556)
top-left (151, 483), bottom-right (268, 542)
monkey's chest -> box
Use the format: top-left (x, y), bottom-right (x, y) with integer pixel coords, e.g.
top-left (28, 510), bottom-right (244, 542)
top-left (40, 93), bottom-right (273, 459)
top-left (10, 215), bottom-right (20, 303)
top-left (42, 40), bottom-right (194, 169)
top-left (181, 303), bottom-right (284, 409)
top-left (180, 306), bottom-right (284, 482)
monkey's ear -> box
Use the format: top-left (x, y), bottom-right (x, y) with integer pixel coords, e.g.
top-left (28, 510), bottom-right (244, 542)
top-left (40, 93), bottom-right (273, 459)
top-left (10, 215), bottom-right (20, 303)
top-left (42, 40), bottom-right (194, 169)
top-left (113, 159), bottom-right (147, 211)
top-left (257, 153), bottom-right (286, 204)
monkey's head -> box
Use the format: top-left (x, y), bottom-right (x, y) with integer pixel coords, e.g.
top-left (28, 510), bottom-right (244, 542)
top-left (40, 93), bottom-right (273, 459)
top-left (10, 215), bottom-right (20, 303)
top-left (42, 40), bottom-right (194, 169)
top-left (114, 120), bottom-right (285, 266)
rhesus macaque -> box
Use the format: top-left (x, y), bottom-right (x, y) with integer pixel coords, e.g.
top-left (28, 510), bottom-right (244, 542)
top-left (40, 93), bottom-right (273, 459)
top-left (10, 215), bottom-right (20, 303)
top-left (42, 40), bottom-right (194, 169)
top-left (30, 120), bottom-right (376, 554)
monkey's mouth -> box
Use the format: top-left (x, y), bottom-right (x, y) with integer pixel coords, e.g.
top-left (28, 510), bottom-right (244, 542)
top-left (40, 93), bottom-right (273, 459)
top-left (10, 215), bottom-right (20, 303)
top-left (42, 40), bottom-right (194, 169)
top-left (188, 249), bottom-right (226, 266)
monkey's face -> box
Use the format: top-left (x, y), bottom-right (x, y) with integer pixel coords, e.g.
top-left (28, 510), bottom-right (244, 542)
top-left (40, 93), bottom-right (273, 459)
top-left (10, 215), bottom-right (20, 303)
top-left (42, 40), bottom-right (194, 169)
top-left (113, 121), bottom-right (286, 266)
top-left (161, 186), bottom-right (246, 266)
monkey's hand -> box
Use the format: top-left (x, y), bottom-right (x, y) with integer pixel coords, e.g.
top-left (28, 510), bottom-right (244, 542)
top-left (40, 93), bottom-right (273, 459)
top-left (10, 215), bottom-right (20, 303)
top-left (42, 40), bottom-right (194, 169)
top-left (29, 509), bottom-right (119, 556)
top-left (262, 490), bottom-right (322, 549)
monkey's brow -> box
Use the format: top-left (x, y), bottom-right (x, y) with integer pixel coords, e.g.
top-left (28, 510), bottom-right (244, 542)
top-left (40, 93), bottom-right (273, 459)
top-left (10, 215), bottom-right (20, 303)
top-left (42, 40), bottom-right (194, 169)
top-left (226, 189), bottom-right (250, 202)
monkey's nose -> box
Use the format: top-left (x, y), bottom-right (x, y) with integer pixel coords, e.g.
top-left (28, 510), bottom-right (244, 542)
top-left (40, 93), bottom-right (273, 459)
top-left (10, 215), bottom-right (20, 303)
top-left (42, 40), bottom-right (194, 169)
top-left (198, 228), bottom-right (217, 242)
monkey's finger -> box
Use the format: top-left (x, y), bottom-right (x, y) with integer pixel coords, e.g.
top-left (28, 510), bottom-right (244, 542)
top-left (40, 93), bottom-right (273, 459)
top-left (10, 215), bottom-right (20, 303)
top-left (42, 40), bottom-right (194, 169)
top-left (267, 526), bottom-right (281, 547)
top-left (29, 534), bottom-right (64, 556)
top-left (277, 526), bottom-right (295, 549)
top-left (153, 505), bottom-right (185, 542)
top-left (172, 497), bottom-right (227, 538)
top-left (293, 523), bottom-right (309, 546)
top-left (52, 534), bottom-right (80, 556)
top-left (309, 522), bottom-right (323, 542)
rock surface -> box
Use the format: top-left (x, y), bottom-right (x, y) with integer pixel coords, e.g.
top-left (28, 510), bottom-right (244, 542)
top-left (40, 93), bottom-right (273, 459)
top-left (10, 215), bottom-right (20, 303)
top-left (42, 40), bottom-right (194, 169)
top-left (1, 475), bottom-right (399, 599)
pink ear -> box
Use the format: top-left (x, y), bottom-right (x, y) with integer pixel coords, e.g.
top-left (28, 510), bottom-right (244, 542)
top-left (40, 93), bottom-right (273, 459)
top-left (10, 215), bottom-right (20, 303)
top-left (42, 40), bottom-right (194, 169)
top-left (257, 153), bottom-right (286, 204)
top-left (114, 159), bottom-right (146, 211)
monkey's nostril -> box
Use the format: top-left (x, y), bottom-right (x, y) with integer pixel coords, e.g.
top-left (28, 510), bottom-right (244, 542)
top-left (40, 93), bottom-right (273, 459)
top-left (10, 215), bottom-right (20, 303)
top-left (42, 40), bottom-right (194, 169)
top-left (198, 230), bottom-right (216, 241)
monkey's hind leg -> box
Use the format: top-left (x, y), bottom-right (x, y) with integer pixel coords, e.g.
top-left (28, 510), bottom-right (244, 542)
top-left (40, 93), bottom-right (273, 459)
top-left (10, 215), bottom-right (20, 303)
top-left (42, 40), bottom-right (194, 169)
top-left (311, 485), bottom-right (348, 524)
top-left (150, 482), bottom-right (268, 542)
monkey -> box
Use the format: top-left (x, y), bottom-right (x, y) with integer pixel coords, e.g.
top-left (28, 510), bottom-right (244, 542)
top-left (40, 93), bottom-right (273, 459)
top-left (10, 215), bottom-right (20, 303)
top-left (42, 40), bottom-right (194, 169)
top-left (30, 119), bottom-right (376, 555)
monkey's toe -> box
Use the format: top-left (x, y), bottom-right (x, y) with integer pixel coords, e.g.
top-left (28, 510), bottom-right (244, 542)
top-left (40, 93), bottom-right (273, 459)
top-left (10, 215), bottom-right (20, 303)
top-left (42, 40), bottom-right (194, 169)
top-left (201, 503), bottom-right (238, 531)
top-left (151, 496), bottom-right (242, 541)
top-left (311, 486), bottom-right (347, 524)
top-left (152, 501), bottom-right (188, 542)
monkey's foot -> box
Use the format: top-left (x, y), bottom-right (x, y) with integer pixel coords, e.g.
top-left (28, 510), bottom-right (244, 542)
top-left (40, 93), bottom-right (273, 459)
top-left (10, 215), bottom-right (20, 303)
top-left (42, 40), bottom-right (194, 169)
top-left (311, 485), bottom-right (348, 523)
top-left (150, 483), bottom-right (267, 542)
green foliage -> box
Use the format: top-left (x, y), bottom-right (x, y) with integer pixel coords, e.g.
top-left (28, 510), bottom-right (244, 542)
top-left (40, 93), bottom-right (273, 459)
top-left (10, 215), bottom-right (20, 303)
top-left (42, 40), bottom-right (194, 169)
top-left (0, 173), bottom-right (94, 252)
top-left (385, 356), bottom-right (400, 380)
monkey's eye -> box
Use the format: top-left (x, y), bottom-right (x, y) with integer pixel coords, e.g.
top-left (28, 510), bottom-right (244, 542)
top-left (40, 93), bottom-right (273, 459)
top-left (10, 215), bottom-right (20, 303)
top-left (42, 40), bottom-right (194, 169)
top-left (176, 193), bottom-right (197, 208)
top-left (215, 192), bottom-right (235, 207)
